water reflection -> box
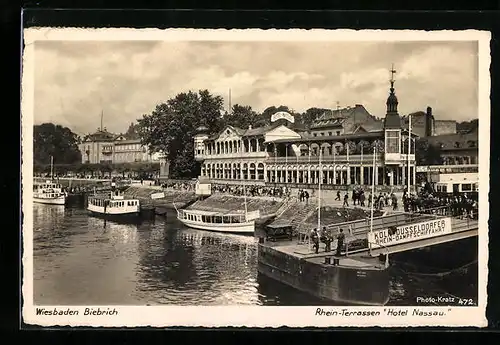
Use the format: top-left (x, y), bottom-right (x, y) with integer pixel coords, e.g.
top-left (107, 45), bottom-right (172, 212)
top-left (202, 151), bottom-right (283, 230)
top-left (135, 223), bottom-right (260, 305)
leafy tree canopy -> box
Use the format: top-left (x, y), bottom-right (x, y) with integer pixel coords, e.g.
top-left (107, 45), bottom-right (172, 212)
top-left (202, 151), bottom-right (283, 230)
top-left (223, 104), bottom-right (259, 129)
top-left (456, 119), bottom-right (478, 133)
top-left (125, 122), bottom-right (140, 139)
top-left (34, 123), bottom-right (82, 165)
top-left (415, 138), bottom-right (443, 165)
top-left (137, 90), bottom-right (224, 178)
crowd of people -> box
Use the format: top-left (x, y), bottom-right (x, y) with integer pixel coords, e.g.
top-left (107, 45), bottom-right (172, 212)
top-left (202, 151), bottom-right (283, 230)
top-left (310, 227), bottom-right (346, 255)
top-left (161, 181), bottom-right (195, 191)
top-left (158, 179), bottom-right (478, 220)
top-left (403, 190), bottom-right (478, 219)
top-left (211, 184), bottom-right (291, 198)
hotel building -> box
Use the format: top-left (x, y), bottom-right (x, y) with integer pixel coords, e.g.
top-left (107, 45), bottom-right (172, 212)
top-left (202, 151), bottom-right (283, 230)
top-left (79, 129), bottom-right (161, 165)
top-left (194, 73), bottom-right (423, 191)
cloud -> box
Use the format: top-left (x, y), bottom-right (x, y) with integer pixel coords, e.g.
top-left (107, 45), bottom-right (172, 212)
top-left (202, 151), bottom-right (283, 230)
top-left (32, 40), bottom-right (478, 135)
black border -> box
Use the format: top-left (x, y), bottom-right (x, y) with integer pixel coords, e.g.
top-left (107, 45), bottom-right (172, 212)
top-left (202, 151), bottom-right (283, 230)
top-left (9, 3), bottom-right (500, 339)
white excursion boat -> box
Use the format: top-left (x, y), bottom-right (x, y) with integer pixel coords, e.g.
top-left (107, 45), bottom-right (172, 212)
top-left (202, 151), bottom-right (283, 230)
top-left (33, 156), bottom-right (67, 206)
top-left (87, 192), bottom-right (141, 221)
top-left (174, 180), bottom-right (259, 234)
top-left (33, 180), bottom-right (67, 205)
top-left (175, 208), bottom-right (259, 234)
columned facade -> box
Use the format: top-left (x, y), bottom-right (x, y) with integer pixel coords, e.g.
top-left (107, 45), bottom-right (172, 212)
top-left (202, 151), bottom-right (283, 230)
top-left (193, 66), bottom-right (418, 190)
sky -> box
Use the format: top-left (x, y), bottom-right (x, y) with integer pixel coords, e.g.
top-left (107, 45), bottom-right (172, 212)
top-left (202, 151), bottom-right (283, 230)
top-left (33, 40), bottom-right (478, 135)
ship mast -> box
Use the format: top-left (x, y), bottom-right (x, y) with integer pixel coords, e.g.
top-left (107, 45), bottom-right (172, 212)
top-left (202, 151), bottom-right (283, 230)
top-left (50, 155), bottom-right (54, 181)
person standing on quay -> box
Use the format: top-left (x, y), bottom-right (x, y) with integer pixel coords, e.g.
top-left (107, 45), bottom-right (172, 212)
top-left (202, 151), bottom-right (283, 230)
top-left (311, 228), bottom-right (319, 254)
top-left (336, 229), bottom-right (345, 256)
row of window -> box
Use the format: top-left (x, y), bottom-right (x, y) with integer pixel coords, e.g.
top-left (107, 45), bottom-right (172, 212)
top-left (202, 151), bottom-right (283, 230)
top-left (435, 183), bottom-right (478, 193)
top-left (83, 144), bottom-right (145, 152)
top-left (90, 199), bottom-right (139, 207)
top-left (312, 131), bottom-right (342, 137)
top-left (183, 213), bottom-right (245, 223)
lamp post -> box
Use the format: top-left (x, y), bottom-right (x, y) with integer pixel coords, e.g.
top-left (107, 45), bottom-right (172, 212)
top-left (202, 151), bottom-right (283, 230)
top-left (407, 114), bottom-right (412, 194)
top-left (369, 146), bottom-right (376, 256)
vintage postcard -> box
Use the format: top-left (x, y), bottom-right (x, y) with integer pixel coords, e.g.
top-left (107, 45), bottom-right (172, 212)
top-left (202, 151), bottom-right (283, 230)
top-left (21, 28), bottom-right (490, 327)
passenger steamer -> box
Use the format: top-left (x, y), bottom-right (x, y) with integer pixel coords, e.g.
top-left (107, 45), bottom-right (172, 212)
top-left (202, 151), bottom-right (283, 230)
top-left (87, 192), bottom-right (141, 222)
top-left (33, 180), bottom-right (67, 205)
top-left (33, 157), bottom-right (66, 205)
top-left (175, 207), bottom-right (259, 234)
top-left (174, 177), bottom-right (259, 234)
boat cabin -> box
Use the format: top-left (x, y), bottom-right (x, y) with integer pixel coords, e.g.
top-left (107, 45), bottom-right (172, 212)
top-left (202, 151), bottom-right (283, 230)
top-left (89, 197), bottom-right (139, 208)
top-left (179, 210), bottom-right (248, 224)
top-left (35, 181), bottom-right (63, 190)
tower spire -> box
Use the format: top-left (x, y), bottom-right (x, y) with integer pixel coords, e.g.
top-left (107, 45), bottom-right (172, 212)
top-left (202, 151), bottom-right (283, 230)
top-left (390, 63), bottom-right (397, 90)
top-left (100, 109), bottom-right (104, 131)
top-left (384, 63), bottom-right (401, 129)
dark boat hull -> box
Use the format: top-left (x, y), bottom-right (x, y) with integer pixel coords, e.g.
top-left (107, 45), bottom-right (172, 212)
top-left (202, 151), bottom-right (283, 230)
top-left (258, 244), bottom-right (390, 306)
top-left (88, 210), bottom-right (142, 224)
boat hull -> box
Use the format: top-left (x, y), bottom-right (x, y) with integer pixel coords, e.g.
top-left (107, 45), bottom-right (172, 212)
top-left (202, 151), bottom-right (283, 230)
top-left (88, 210), bottom-right (141, 223)
top-left (177, 217), bottom-right (255, 234)
top-left (33, 196), bottom-right (66, 205)
top-left (257, 243), bottom-right (390, 306)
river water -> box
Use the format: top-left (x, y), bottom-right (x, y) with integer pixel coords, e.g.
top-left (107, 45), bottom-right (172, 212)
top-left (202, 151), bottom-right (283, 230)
top-left (31, 204), bottom-right (478, 306)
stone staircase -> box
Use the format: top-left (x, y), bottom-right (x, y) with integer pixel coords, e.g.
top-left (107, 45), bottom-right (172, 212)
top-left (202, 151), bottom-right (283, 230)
top-left (186, 194), bottom-right (284, 217)
top-left (269, 199), bottom-right (318, 234)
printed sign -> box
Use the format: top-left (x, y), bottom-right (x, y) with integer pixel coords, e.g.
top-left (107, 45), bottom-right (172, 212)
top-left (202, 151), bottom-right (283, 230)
top-left (150, 192), bottom-right (165, 200)
top-left (195, 182), bottom-right (212, 196)
top-left (271, 111), bottom-right (295, 123)
top-left (367, 217), bottom-right (452, 248)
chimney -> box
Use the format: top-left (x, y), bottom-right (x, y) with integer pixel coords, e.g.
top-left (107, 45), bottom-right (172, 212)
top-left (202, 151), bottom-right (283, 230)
top-left (426, 106), bottom-right (433, 137)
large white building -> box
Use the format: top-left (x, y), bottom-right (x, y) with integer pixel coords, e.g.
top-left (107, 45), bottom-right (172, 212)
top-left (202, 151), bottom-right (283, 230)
top-left (79, 128), bottom-right (161, 164)
top-left (193, 74), bottom-right (420, 190)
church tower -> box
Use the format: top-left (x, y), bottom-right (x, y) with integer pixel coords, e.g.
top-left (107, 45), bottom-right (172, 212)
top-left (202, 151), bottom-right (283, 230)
top-left (383, 64), bottom-right (402, 166)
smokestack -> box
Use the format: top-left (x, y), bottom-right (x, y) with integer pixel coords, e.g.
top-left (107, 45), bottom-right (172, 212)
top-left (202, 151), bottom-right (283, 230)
top-left (426, 106), bottom-right (433, 137)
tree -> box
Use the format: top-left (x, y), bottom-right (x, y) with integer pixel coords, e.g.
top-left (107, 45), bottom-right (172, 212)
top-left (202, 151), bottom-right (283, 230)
top-left (298, 107), bottom-right (328, 129)
top-left (415, 138), bottom-right (443, 165)
top-left (137, 90), bottom-right (224, 178)
top-left (125, 122), bottom-right (140, 139)
top-left (224, 104), bottom-right (259, 129)
top-left (456, 119), bottom-right (478, 133)
top-left (34, 123), bottom-right (82, 165)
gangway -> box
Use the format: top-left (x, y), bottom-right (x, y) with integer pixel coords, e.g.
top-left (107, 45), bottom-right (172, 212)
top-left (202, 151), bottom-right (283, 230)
top-left (339, 206), bottom-right (479, 257)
